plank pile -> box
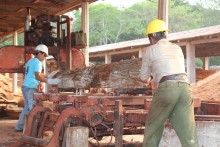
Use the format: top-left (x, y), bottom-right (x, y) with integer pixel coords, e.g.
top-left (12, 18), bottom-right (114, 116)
top-left (0, 74), bottom-right (16, 101)
top-left (0, 74), bottom-right (23, 114)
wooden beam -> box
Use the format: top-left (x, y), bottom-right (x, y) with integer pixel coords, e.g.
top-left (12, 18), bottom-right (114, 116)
top-left (0, 23), bottom-right (23, 28)
top-left (186, 43), bottom-right (196, 83)
top-left (0, 22), bottom-right (24, 26)
top-left (89, 47), bottom-right (144, 58)
top-left (191, 37), bottom-right (220, 44)
top-left (0, 12), bottom-right (24, 16)
top-left (0, 28), bottom-right (23, 38)
top-left (0, 28), bottom-right (11, 32)
top-left (0, 1), bottom-right (51, 8)
top-left (196, 45), bottom-right (220, 57)
top-left (52, 0), bottom-right (96, 15)
top-left (53, 0), bottom-right (82, 15)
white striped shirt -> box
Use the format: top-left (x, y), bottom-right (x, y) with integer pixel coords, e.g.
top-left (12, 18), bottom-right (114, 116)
top-left (140, 39), bottom-right (187, 87)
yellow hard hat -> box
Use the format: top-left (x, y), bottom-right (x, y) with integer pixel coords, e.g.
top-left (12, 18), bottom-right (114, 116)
top-left (146, 19), bottom-right (168, 36)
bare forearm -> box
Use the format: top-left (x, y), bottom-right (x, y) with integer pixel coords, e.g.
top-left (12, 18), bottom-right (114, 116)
top-left (35, 72), bottom-right (47, 83)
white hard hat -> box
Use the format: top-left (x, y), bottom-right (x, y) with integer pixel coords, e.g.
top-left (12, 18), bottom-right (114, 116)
top-left (34, 44), bottom-right (48, 56)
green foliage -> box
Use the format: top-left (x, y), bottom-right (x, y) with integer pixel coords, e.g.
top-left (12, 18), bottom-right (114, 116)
top-left (73, 0), bottom-right (218, 46)
top-left (195, 58), bottom-right (203, 68)
top-left (0, 40), bottom-right (12, 48)
top-left (120, 1), bottom-right (157, 41)
top-left (0, 33), bottom-right (24, 48)
top-left (72, 10), bottom-right (82, 31)
top-left (18, 33), bottom-right (24, 45)
top-left (169, 0), bottom-right (203, 32)
top-left (209, 57), bottom-right (220, 66)
top-left (0, 35), bottom-right (13, 48)
top-left (89, 4), bottom-right (123, 46)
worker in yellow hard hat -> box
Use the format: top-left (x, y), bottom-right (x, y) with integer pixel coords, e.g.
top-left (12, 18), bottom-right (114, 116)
top-left (140, 19), bottom-right (199, 147)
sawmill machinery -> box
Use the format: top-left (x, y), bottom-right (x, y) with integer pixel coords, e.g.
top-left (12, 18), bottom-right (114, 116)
top-left (8, 62), bottom-right (219, 147)
top-left (10, 86), bottom-right (220, 147)
top-left (1, 14), bottom-right (220, 147)
top-left (0, 14), bottom-right (86, 116)
top-left (0, 14), bottom-right (86, 74)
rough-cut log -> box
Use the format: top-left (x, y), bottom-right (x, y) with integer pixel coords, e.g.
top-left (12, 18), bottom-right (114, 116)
top-left (58, 58), bottom-right (146, 89)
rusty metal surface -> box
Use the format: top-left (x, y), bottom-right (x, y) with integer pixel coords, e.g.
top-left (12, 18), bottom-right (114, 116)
top-left (0, 46), bottom-right (25, 73)
top-left (200, 102), bottom-right (220, 115)
top-left (24, 105), bottom-right (49, 136)
top-left (1, 14), bottom-right (85, 75)
top-left (14, 93), bottom-right (220, 147)
top-left (22, 136), bottom-right (49, 147)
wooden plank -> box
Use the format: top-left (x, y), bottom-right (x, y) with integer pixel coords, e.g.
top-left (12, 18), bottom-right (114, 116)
top-left (66, 126), bottom-right (89, 147)
top-left (114, 100), bottom-right (123, 147)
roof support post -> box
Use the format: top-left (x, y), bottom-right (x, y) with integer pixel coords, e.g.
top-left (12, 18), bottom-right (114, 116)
top-left (139, 50), bottom-right (142, 58)
top-left (203, 57), bottom-right (209, 70)
top-left (105, 53), bottom-right (111, 64)
top-left (13, 31), bottom-right (18, 93)
top-left (158, 0), bottom-right (168, 24)
top-left (186, 43), bottom-right (196, 83)
top-left (82, 1), bottom-right (89, 66)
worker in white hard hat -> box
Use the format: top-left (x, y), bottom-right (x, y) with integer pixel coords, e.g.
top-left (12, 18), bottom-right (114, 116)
top-left (15, 44), bottom-right (61, 132)
top-left (140, 19), bottom-right (199, 147)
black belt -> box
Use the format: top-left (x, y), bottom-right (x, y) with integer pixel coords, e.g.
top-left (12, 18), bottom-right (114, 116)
top-left (159, 74), bottom-right (187, 83)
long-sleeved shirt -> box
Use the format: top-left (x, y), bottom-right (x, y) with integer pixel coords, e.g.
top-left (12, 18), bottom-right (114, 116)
top-left (140, 39), bottom-right (187, 87)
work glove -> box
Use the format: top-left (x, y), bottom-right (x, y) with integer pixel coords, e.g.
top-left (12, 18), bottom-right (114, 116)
top-left (47, 70), bottom-right (59, 79)
top-left (47, 78), bottom-right (61, 85)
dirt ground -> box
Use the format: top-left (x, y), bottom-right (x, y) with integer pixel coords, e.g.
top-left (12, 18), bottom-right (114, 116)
top-left (0, 117), bottom-right (22, 147)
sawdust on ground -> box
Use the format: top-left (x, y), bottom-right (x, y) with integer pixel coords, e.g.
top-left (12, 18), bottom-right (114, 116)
top-left (0, 117), bottom-right (22, 147)
top-left (192, 71), bottom-right (220, 101)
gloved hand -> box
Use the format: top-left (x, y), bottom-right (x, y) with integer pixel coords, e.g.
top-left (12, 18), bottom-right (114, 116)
top-left (47, 70), bottom-right (59, 79)
top-left (47, 78), bottom-right (61, 85)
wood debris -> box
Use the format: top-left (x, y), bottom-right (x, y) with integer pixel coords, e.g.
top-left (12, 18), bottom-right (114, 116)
top-left (192, 71), bottom-right (220, 101)
top-left (0, 74), bottom-right (22, 107)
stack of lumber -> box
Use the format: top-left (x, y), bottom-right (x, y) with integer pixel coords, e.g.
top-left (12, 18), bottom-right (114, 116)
top-left (0, 74), bottom-right (22, 107)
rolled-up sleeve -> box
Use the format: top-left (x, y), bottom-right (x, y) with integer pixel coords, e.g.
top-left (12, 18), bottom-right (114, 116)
top-left (140, 48), bottom-right (151, 82)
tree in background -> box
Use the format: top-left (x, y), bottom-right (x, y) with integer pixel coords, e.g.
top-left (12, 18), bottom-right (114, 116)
top-left (169, 0), bottom-right (203, 32)
top-left (0, 33), bottom-right (24, 48)
top-left (71, 0), bottom-right (220, 46)
top-left (119, 0), bottom-right (157, 41)
top-left (89, 4), bottom-right (123, 46)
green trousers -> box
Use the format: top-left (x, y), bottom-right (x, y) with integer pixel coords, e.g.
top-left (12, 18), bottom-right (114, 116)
top-left (143, 81), bottom-right (199, 147)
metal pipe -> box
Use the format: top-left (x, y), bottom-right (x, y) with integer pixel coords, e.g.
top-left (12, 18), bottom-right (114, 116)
top-left (25, 7), bottom-right (31, 31)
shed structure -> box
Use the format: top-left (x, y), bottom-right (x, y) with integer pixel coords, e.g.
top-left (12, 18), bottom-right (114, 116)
top-left (89, 25), bottom-right (220, 83)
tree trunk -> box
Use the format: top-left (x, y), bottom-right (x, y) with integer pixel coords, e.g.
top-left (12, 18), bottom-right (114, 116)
top-left (58, 58), bottom-right (146, 89)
